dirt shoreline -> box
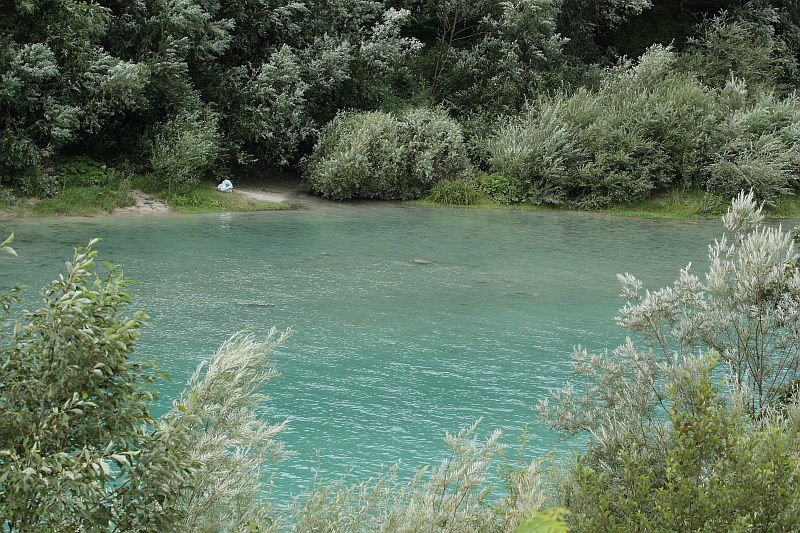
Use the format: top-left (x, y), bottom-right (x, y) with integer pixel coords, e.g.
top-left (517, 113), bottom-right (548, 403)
top-left (114, 190), bottom-right (170, 215)
top-left (113, 176), bottom-right (315, 215)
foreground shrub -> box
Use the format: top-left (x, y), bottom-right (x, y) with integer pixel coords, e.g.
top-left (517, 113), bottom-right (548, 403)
top-left (426, 179), bottom-right (479, 205)
top-left (269, 421), bottom-right (547, 532)
top-left (305, 109), bottom-right (471, 200)
top-left (538, 191), bottom-right (800, 530)
top-left (7, 194), bottom-right (800, 531)
top-left (563, 360), bottom-right (800, 532)
top-left (0, 240), bottom-right (290, 531)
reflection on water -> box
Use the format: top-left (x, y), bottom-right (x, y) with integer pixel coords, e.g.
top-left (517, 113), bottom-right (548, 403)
top-left (0, 205), bottom-right (724, 505)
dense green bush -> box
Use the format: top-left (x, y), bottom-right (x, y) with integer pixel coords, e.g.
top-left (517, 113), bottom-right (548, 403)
top-left (17, 170), bottom-right (61, 198)
top-left (426, 179), bottom-right (479, 205)
top-left (2, 0), bottom-right (797, 203)
top-left (486, 46), bottom-right (719, 208)
top-left (563, 360), bottom-right (800, 532)
top-left (149, 108), bottom-right (221, 195)
top-left (680, 9), bottom-right (799, 93)
top-left (432, 0), bottom-right (565, 118)
top-left (476, 173), bottom-right (528, 204)
top-left (305, 109), bottom-right (471, 200)
top-left (52, 156), bottom-right (125, 188)
top-left (0, 0), bottom-right (421, 181)
top-left (706, 91), bottom-right (800, 204)
top-left (486, 45), bottom-right (800, 208)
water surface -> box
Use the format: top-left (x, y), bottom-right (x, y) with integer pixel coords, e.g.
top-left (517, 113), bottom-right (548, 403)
top-left (1, 204), bottom-right (724, 504)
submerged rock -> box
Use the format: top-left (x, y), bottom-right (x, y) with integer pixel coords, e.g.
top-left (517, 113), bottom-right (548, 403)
top-left (512, 291), bottom-right (539, 299)
top-left (234, 299), bottom-right (276, 308)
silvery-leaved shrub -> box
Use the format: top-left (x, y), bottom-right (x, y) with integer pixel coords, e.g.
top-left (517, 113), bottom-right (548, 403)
top-left (305, 108), bottom-right (471, 200)
top-left (485, 46), bottom-right (720, 208)
top-left (680, 9), bottom-right (798, 93)
top-left (269, 420), bottom-right (548, 532)
top-left (485, 100), bottom-right (583, 205)
top-left (705, 91), bottom-right (800, 204)
top-left (560, 358), bottom-right (800, 532)
top-left (538, 191), bottom-right (800, 460)
top-left (536, 191), bottom-right (800, 529)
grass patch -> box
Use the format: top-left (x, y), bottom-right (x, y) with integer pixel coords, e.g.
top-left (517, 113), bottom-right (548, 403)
top-left (415, 188), bottom-right (800, 220)
top-left (603, 190), bottom-right (718, 220)
top-left (766, 195), bottom-right (800, 219)
top-left (409, 196), bottom-right (554, 211)
top-left (426, 180), bottom-right (480, 206)
top-left (33, 186), bottom-right (135, 216)
top-left (168, 186), bottom-right (294, 214)
top-left (606, 190), bottom-right (800, 220)
top-left (0, 186), bottom-right (136, 217)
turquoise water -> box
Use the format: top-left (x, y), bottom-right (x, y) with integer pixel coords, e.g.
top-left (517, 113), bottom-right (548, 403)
top-left (1, 204), bottom-right (724, 504)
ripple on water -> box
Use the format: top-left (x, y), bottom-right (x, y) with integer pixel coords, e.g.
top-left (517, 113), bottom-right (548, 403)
top-left (1, 205), bottom-right (724, 505)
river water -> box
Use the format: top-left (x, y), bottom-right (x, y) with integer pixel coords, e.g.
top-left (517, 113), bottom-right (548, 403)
top-left (1, 204), bottom-right (724, 505)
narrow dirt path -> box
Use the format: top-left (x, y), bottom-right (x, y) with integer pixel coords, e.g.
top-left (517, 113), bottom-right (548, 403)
top-left (235, 174), bottom-right (325, 207)
top-left (236, 188), bottom-right (293, 203)
top-left (114, 190), bottom-right (170, 214)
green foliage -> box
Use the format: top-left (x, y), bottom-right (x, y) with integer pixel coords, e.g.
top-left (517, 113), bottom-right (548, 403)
top-left (223, 46), bottom-right (313, 168)
top-left (171, 191), bottom-right (223, 209)
top-left (130, 172), bottom-right (165, 195)
top-left (558, 0), bottom-right (653, 61)
top-left (562, 360), bottom-right (800, 532)
top-left (0, 2), bottom-right (151, 175)
top-left (17, 170), bottom-right (61, 198)
top-left (539, 193), bottom-right (800, 457)
top-left (305, 108), bottom-right (471, 200)
top-left (0, 239), bottom-right (156, 530)
top-left (0, 0), bottom-right (421, 180)
top-left (537, 195), bottom-right (800, 530)
top-left (0, 241), bottom-right (290, 531)
top-left (706, 91), bottom-right (800, 204)
top-left (476, 173), bottom-right (528, 204)
top-left (432, 0), bottom-right (565, 117)
top-left (1, 0), bottom-right (797, 204)
top-left (31, 186), bottom-right (134, 216)
top-left (427, 179), bottom-right (480, 205)
top-left (681, 9), bottom-right (799, 93)
top-left (0, 233), bottom-right (16, 257)
top-left (150, 108), bottom-right (221, 195)
top-left (52, 157), bottom-right (124, 188)
top-left (486, 46), bottom-right (720, 208)
top-left (515, 509), bottom-right (570, 533)
top-left (271, 420), bottom-right (547, 532)
top-left (603, 189), bottom-right (727, 219)
top-left (486, 45), bottom-right (800, 209)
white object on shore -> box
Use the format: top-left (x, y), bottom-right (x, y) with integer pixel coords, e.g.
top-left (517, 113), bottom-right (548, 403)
top-left (217, 179), bottom-right (234, 192)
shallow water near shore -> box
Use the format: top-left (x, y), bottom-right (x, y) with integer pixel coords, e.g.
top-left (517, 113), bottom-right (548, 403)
top-left (1, 204), bottom-right (726, 505)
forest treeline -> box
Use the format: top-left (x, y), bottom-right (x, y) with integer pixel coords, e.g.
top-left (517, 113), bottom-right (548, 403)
top-left (2, 0), bottom-right (800, 207)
